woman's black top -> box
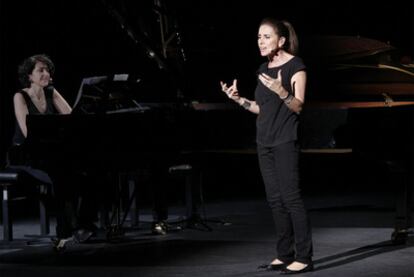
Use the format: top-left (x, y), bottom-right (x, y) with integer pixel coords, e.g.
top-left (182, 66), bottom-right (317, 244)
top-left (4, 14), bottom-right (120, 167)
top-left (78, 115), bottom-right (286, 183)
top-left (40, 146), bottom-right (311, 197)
top-left (254, 56), bottom-right (306, 147)
top-left (12, 86), bottom-right (56, 145)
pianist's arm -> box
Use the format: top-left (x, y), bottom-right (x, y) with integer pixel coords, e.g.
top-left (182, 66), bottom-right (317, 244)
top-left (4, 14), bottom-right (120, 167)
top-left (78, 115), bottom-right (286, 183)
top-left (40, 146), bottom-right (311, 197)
top-left (13, 93), bottom-right (29, 138)
top-left (13, 89), bottom-right (72, 139)
top-left (52, 89), bottom-right (72, 114)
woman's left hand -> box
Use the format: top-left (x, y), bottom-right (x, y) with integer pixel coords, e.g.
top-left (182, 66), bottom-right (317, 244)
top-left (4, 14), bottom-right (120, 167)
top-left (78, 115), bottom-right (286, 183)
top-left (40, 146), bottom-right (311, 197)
top-left (258, 70), bottom-right (283, 95)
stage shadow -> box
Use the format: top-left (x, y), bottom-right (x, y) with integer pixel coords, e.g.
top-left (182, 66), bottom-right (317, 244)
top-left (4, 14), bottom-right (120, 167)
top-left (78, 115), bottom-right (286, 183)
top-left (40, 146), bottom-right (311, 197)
top-left (313, 235), bottom-right (414, 272)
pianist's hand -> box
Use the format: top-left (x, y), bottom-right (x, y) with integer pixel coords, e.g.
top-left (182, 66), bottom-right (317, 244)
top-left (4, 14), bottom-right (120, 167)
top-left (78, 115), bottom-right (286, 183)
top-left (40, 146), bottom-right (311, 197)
top-left (220, 79), bottom-right (241, 103)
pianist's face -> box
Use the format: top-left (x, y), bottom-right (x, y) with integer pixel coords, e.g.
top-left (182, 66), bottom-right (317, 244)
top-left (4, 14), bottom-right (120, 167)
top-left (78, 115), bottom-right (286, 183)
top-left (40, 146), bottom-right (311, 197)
top-left (29, 61), bottom-right (51, 88)
top-left (257, 24), bottom-right (285, 57)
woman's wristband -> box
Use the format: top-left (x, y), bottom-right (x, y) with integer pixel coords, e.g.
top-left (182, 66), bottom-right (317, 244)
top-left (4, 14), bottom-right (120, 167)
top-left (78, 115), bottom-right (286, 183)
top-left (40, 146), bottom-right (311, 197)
top-left (240, 99), bottom-right (251, 109)
top-left (279, 92), bottom-right (290, 100)
top-left (284, 94), bottom-right (294, 105)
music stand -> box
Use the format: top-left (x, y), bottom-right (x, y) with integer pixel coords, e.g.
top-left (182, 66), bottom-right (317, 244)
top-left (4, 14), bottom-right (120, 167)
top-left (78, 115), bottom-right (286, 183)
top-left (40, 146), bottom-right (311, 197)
top-left (72, 74), bottom-right (148, 114)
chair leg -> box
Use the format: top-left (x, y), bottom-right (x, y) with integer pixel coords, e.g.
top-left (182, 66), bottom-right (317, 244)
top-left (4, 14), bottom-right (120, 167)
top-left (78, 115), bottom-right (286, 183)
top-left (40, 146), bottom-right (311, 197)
top-left (185, 174), bottom-right (193, 219)
top-left (2, 184), bottom-right (13, 241)
top-left (39, 184), bottom-right (50, 236)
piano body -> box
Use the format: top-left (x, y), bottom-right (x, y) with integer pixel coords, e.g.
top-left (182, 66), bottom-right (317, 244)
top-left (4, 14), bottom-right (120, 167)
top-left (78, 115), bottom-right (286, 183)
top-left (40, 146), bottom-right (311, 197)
top-left (301, 36), bottom-right (414, 242)
top-left (23, 96), bottom-right (256, 234)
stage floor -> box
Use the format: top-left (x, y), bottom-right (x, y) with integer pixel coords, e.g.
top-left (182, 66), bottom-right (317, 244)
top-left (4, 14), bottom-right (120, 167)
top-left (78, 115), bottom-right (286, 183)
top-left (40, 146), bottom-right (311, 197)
top-left (1, 192), bottom-right (413, 277)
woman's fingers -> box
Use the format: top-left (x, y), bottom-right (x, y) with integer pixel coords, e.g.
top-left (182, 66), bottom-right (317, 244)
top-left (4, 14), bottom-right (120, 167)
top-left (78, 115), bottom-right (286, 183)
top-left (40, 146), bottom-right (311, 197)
top-left (258, 74), bottom-right (266, 84)
top-left (276, 69), bottom-right (282, 80)
top-left (259, 74), bottom-right (272, 87)
top-left (260, 73), bottom-right (271, 80)
top-left (232, 79), bottom-right (238, 88)
top-left (220, 80), bottom-right (239, 99)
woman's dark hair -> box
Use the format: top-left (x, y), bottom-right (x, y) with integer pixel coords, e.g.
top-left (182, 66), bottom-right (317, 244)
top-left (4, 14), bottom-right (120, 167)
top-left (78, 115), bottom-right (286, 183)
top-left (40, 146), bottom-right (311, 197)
top-left (260, 18), bottom-right (299, 55)
top-left (18, 54), bottom-right (55, 88)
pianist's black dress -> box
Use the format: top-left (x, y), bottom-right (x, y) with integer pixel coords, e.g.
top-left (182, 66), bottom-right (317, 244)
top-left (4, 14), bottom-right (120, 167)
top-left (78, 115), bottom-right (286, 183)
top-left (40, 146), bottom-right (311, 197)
top-left (12, 86), bottom-right (56, 146)
top-left (10, 86), bottom-right (82, 239)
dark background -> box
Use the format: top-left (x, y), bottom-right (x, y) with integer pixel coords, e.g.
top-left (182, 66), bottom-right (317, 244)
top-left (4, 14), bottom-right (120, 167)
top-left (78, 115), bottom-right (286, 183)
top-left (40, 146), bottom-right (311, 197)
top-left (1, 0), bottom-right (413, 184)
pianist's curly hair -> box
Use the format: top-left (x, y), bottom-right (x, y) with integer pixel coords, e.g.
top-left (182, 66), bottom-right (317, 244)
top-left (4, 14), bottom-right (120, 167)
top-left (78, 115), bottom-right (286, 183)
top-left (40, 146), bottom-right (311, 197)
top-left (18, 54), bottom-right (55, 88)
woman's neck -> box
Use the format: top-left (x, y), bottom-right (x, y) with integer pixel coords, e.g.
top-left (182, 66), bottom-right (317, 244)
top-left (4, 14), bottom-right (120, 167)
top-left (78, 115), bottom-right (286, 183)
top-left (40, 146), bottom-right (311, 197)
top-left (27, 85), bottom-right (44, 100)
top-left (268, 50), bottom-right (292, 67)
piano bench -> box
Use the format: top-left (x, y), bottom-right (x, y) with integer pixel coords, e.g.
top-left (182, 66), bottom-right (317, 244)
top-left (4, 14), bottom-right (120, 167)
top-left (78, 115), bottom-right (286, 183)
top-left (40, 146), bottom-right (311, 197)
top-left (168, 164), bottom-right (198, 219)
top-left (0, 169), bottom-right (50, 242)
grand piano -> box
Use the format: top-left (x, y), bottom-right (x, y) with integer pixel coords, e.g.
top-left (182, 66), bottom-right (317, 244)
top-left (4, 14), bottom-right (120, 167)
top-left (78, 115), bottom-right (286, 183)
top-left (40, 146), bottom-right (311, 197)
top-left (300, 36), bottom-right (414, 243)
top-left (301, 36), bottom-right (414, 152)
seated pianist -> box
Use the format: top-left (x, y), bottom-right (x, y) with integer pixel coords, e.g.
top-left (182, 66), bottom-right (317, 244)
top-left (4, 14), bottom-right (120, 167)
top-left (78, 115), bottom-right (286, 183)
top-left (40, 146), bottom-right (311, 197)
top-left (10, 54), bottom-right (97, 249)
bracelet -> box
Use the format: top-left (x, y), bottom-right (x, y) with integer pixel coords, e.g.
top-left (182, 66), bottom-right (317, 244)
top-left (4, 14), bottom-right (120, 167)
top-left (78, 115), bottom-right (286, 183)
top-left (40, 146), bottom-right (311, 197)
top-left (279, 93), bottom-right (290, 100)
top-left (284, 94), bottom-right (294, 105)
top-left (241, 100), bottom-right (251, 109)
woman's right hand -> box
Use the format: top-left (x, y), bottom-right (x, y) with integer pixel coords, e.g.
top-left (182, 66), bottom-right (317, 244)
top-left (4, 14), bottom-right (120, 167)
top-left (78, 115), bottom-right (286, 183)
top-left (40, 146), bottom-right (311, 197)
top-left (220, 79), bottom-right (241, 102)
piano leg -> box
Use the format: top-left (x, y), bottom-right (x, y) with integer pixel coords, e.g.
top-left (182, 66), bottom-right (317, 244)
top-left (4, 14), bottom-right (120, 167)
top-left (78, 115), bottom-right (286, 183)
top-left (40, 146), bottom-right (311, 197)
top-left (387, 161), bottom-right (413, 244)
top-left (127, 176), bottom-right (139, 227)
top-left (104, 172), bottom-right (140, 240)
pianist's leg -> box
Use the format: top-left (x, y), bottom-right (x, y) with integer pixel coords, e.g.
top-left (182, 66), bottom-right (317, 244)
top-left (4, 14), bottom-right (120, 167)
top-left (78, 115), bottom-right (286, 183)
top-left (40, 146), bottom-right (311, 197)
top-left (48, 171), bottom-right (79, 240)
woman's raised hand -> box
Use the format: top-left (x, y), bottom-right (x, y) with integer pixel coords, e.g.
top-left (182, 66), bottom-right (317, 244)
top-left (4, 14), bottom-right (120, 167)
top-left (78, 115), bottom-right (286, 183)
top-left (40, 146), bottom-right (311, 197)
top-left (258, 70), bottom-right (283, 95)
top-left (220, 79), bottom-right (240, 102)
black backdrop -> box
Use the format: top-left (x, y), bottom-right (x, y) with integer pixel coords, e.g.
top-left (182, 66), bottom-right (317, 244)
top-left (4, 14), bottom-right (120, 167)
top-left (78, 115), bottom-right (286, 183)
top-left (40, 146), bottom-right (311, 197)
top-left (1, 0), bottom-right (413, 166)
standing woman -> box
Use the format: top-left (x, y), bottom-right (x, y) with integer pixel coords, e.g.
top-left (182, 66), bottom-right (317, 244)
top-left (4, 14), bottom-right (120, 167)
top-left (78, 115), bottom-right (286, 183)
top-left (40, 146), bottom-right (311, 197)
top-left (220, 18), bottom-right (313, 273)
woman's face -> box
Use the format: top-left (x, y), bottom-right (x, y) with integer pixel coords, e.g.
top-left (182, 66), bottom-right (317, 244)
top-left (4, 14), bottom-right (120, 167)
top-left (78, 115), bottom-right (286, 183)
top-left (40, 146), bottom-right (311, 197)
top-left (257, 24), bottom-right (284, 56)
top-left (29, 61), bottom-right (51, 88)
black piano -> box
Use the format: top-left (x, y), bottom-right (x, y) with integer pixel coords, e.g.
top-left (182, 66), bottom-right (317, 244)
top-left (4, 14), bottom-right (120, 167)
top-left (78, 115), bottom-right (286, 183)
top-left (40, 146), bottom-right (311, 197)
top-left (301, 36), bottom-right (414, 243)
top-left (23, 94), bottom-right (256, 234)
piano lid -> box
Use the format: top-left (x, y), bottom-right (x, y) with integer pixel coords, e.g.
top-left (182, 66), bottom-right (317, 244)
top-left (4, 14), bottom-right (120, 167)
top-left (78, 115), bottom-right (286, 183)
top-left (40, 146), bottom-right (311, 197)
top-left (304, 36), bottom-right (395, 63)
top-left (303, 36), bottom-right (414, 105)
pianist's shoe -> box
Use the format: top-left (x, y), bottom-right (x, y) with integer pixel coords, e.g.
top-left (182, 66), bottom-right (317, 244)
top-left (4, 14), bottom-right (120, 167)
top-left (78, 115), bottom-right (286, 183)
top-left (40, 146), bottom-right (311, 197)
top-left (52, 236), bottom-right (76, 252)
top-left (152, 221), bottom-right (168, 235)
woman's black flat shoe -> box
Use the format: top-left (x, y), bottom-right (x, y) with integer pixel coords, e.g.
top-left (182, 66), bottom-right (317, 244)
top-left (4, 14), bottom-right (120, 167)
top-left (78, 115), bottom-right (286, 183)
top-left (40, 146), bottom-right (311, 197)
top-left (280, 263), bottom-right (314, 274)
top-left (257, 263), bottom-right (286, 271)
